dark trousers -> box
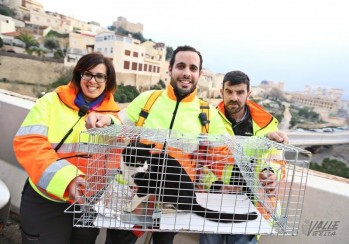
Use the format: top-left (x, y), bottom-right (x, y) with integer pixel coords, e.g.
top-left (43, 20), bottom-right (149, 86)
top-left (20, 180), bottom-right (99, 244)
top-left (106, 229), bottom-right (177, 244)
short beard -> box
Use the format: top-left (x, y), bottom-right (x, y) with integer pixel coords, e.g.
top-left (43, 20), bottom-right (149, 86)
top-left (171, 78), bottom-right (196, 99)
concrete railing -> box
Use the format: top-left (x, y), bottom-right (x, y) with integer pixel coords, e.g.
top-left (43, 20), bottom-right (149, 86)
top-left (1, 90), bottom-right (349, 244)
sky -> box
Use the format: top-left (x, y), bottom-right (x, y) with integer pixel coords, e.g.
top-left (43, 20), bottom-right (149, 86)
top-left (39, 0), bottom-right (349, 99)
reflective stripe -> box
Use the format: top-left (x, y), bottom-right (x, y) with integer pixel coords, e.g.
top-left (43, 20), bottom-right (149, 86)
top-left (29, 178), bottom-right (65, 202)
top-left (51, 143), bottom-right (79, 153)
top-left (38, 159), bottom-right (70, 189)
top-left (16, 125), bottom-right (48, 137)
top-left (46, 164), bottom-right (83, 199)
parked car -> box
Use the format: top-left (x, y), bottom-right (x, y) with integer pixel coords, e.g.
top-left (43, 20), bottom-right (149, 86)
top-left (0, 179), bottom-right (10, 233)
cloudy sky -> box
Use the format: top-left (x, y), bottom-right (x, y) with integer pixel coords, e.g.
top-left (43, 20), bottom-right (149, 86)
top-left (39, 0), bottom-right (349, 99)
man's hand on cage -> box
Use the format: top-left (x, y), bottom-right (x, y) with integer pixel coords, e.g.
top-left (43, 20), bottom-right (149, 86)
top-left (266, 131), bottom-right (289, 144)
top-left (85, 113), bottom-right (113, 129)
top-left (67, 176), bottom-right (88, 204)
top-left (259, 170), bottom-right (277, 196)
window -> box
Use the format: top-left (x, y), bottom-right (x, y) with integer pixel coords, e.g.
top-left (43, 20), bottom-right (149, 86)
top-left (133, 52), bottom-right (139, 57)
top-left (111, 47), bottom-right (113, 54)
top-left (124, 61), bottom-right (130, 70)
top-left (132, 62), bottom-right (137, 71)
top-left (144, 64), bottom-right (148, 71)
top-left (153, 66), bottom-right (156, 72)
top-left (157, 67), bottom-right (160, 73)
top-left (125, 50), bottom-right (131, 56)
top-left (149, 65), bottom-right (152, 72)
top-left (138, 63), bottom-right (143, 71)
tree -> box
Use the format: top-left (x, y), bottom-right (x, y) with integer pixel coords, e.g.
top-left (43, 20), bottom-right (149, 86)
top-left (15, 32), bottom-right (39, 53)
top-left (114, 84), bottom-right (140, 103)
top-left (150, 80), bottom-right (166, 90)
top-left (0, 36), bottom-right (3, 48)
top-left (310, 158), bottom-right (349, 179)
top-left (0, 5), bottom-right (12, 17)
top-left (44, 37), bottom-right (60, 51)
top-left (132, 32), bottom-right (146, 43)
top-left (166, 46), bottom-right (173, 60)
top-left (116, 27), bottom-right (129, 36)
top-left (108, 25), bottom-right (116, 31)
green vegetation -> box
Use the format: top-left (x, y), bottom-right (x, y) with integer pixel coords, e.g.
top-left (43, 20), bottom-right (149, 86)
top-left (0, 5), bottom-right (12, 17)
top-left (114, 27), bottom-right (147, 43)
top-left (15, 32), bottom-right (39, 54)
top-left (44, 37), bottom-right (60, 51)
top-left (45, 30), bottom-right (69, 39)
top-left (150, 80), bottom-right (166, 90)
top-left (310, 158), bottom-right (349, 179)
top-left (114, 84), bottom-right (140, 103)
top-left (166, 46), bottom-right (173, 60)
top-left (290, 105), bottom-right (322, 127)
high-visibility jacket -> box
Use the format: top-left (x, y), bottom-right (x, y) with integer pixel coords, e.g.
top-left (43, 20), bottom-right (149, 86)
top-left (216, 100), bottom-right (285, 221)
top-left (120, 84), bottom-right (227, 134)
top-left (118, 84), bottom-right (229, 188)
top-left (13, 83), bottom-right (120, 202)
top-left (217, 100), bottom-right (279, 137)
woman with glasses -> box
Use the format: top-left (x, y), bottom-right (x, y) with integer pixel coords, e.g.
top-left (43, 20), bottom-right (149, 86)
top-left (13, 52), bottom-right (121, 244)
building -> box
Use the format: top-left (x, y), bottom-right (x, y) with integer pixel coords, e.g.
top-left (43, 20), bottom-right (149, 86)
top-left (0, 14), bottom-right (16, 34)
top-left (290, 86), bottom-right (344, 120)
top-left (94, 31), bottom-right (167, 89)
top-left (112, 16), bottom-right (143, 34)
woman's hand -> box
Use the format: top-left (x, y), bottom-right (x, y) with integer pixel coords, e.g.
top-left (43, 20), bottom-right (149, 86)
top-left (67, 176), bottom-right (88, 204)
top-left (85, 113), bottom-right (112, 129)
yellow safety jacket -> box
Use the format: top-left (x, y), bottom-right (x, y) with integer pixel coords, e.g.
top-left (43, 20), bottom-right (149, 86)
top-left (13, 83), bottom-right (120, 202)
top-left (118, 84), bottom-right (228, 188)
top-left (215, 100), bottom-right (285, 222)
top-left (217, 100), bottom-right (279, 137)
top-left (124, 84), bottom-right (227, 134)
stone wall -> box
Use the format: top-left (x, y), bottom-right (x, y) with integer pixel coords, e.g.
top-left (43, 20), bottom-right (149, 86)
top-left (0, 52), bottom-right (66, 97)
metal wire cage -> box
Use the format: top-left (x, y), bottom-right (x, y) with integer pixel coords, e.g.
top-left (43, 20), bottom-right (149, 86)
top-left (67, 124), bottom-right (311, 235)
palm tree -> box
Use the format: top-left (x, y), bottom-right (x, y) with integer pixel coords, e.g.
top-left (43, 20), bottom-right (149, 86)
top-left (15, 32), bottom-right (39, 54)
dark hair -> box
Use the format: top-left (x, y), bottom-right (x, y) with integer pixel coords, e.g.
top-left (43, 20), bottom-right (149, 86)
top-left (169, 45), bottom-right (203, 71)
top-left (223, 71), bottom-right (250, 92)
top-left (71, 52), bottom-right (117, 93)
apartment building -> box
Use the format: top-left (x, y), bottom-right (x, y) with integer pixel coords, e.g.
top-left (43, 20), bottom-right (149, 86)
top-left (0, 0), bottom-right (21, 8)
top-left (94, 31), bottom-right (167, 89)
top-left (0, 14), bottom-right (16, 34)
top-left (291, 86), bottom-right (343, 119)
top-left (64, 32), bottom-right (96, 62)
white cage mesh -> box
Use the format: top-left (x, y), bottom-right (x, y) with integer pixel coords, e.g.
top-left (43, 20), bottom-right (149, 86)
top-left (66, 124), bottom-right (311, 235)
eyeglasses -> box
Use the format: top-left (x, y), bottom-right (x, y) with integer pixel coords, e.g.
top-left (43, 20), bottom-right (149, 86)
top-left (81, 71), bottom-right (107, 83)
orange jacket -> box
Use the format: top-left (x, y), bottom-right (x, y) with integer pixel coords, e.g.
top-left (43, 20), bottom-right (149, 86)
top-left (13, 83), bottom-right (120, 202)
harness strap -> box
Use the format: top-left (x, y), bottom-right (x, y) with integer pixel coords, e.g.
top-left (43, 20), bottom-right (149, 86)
top-left (199, 100), bottom-right (210, 133)
top-left (136, 90), bottom-right (163, 127)
top-left (136, 90), bottom-right (210, 134)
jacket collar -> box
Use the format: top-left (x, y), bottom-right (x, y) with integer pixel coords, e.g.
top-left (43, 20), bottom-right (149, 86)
top-left (55, 82), bottom-right (120, 112)
top-left (166, 83), bottom-right (197, 102)
top-left (217, 100), bottom-right (273, 128)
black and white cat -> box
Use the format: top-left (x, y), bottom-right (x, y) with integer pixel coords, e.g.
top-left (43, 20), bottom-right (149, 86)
top-left (119, 141), bottom-right (258, 223)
